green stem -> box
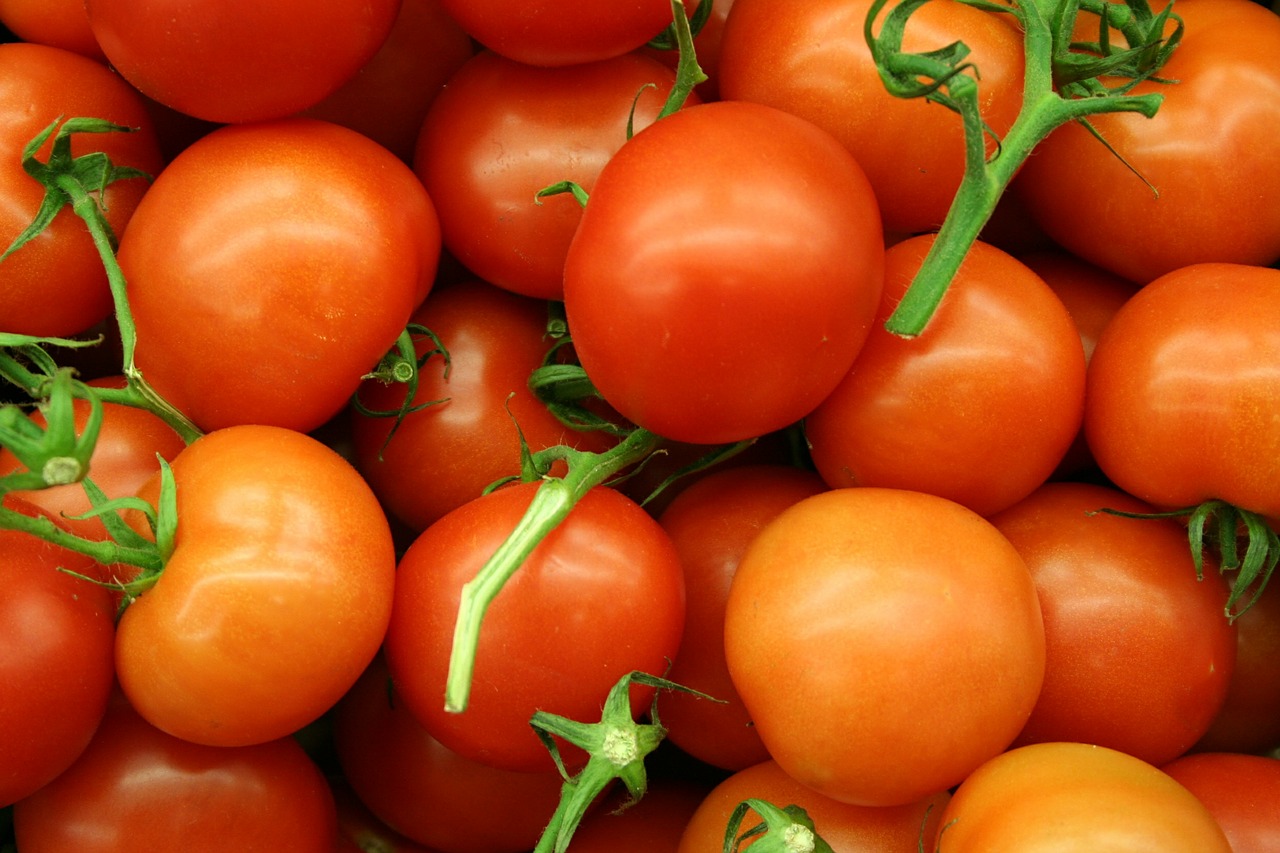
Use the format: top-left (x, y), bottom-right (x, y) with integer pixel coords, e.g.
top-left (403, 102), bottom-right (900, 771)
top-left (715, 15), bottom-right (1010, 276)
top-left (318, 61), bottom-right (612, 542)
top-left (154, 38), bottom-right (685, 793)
top-left (656, 0), bottom-right (708, 119)
top-left (0, 502), bottom-right (163, 574)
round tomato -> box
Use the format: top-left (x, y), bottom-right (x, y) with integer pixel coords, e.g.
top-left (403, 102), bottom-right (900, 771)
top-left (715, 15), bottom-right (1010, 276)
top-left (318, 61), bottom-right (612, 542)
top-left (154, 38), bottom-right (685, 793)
top-left (1084, 262), bottom-right (1280, 519)
top-left (805, 235), bottom-right (1086, 517)
top-left (724, 487), bottom-right (1045, 806)
top-left (0, 0), bottom-right (104, 59)
top-left (0, 497), bottom-right (115, 808)
top-left (12, 694), bottom-right (337, 852)
top-left (719, 0), bottom-right (1024, 235)
top-left (384, 480), bottom-right (686, 773)
top-left (563, 99), bottom-right (884, 445)
top-left (569, 777), bottom-right (715, 853)
top-left (118, 117), bottom-right (439, 434)
top-left (1194, 583), bottom-right (1280, 754)
top-left (1161, 752), bottom-right (1280, 853)
top-left (84, 0), bottom-right (400, 123)
top-left (935, 742), bottom-right (1231, 851)
top-left (0, 42), bottom-right (162, 337)
top-left (115, 424), bottom-right (397, 747)
top-left (414, 49), bottom-right (700, 300)
top-left (989, 481), bottom-right (1236, 765)
top-left (1015, 0), bottom-right (1280, 283)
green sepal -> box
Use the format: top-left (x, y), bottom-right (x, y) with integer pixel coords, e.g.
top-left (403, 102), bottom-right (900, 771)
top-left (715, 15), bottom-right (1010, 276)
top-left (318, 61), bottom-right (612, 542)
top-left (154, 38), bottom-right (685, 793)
top-left (723, 800), bottom-right (836, 853)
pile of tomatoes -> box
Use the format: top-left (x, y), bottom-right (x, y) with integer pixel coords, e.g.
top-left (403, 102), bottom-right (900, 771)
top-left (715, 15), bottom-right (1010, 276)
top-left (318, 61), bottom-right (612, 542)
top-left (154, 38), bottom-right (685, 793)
top-left (2, 0), bottom-right (1280, 851)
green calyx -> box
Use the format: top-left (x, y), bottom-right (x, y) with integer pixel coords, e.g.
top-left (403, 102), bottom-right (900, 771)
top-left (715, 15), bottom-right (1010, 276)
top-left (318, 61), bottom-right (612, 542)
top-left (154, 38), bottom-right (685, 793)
top-left (723, 800), bottom-right (836, 853)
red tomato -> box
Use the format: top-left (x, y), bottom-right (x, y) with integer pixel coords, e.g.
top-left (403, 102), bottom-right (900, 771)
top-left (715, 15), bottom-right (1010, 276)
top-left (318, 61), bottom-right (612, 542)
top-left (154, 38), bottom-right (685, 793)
top-left (989, 482), bottom-right (1237, 765)
top-left (677, 759), bottom-right (951, 852)
top-left (1194, 584), bottom-right (1280, 754)
top-left (334, 657), bottom-right (564, 853)
top-left (0, 0), bottom-right (104, 59)
top-left (805, 235), bottom-right (1086, 517)
top-left (1084, 263), bottom-right (1280, 518)
top-left (330, 777), bottom-right (438, 853)
top-left (435, 0), bottom-right (674, 67)
top-left (13, 694), bottom-right (338, 852)
top-left (119, 117), bottom-right (440, 434)
top-left (384, 481), bottom-right (686, 772)
top-left (570, 777), bottom-right (715, 853)
top-left (351, 279), bottom-right (615, 533)
top-left (115, 425), bottom-right (397, 747)
top-left (1161, 752), bottom-right (1280, 853)
top-left (719, 0), bottom-right (1024, 235)
top-left (0, 42), bottom-right (162, 337)
top-left (655, 464), bottom-right (828, 771)
top-left (1015, 0), bottom-right (1280, 283)
top-left (724, 487), bottom-right (1045, 806)
top-left (84, 0), bottom-right (400, 123)
top-left (0, 497), bottom-right (116, 807)
top-left (414, 49), bottom-right (700, 300)
top-left (0, 376), bottom-right (186, 541)
top-left (563, 99), bottom-right (884, 445)
top-left (934, 742), bottom-right (1231, 851)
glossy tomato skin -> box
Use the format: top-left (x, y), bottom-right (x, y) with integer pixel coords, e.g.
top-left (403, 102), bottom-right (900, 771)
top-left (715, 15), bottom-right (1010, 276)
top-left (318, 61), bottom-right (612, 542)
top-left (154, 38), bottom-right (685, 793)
top-left (0, 498), bottom-right (116, 808)
top-left (385, 481), bottom-right (686, 773)
top-left (1161, 752), bottom-right (1280, 853)
top-left (119, 117), bottom-right (439, 434)
top-left (724, 487), bottom-right (1046, 806)
top-left (805, 235), bottom-right (1086, 517)
top-left (84, 0), bottom-right (400, 123)
top-left (0, 0), bottom-right (104, 59)
top-left (351, 279), bottom-right (615, 532)
top-left (115, 424), bottom-right (397, 747)
top-left (677, 759), bottom-right (951, 853)
top-left (1084, 263), bottom-right (1280, 518)
top-left (1015, 0), bottom-right (1280, 283)
top-left (0, 42), bottom-right (162, 337)
top-left (720, 0), bottom-right (1024, 235)
top-left (563, 100), bottom-right (884, 445)
top-left (655, 464), bottom-right (828, 771)
top-left (989, 482), bottom-right (1236, 765)
top-left (414, 49), bottom-right (699, 300)
top-left (13, 695), bottom-right (338, 852)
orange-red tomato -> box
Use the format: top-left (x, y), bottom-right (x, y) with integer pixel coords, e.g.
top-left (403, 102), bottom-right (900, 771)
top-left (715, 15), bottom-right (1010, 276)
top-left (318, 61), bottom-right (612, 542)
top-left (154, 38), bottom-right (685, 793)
top-left (1162, 752), bottom-right (1280, 853)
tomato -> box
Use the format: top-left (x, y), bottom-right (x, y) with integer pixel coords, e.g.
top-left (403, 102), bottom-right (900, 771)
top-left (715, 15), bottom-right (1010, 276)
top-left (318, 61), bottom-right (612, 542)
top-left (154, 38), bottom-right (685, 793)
top-left (118, 117), bottom-right (440, 434)
top-left (570, 777), bottom-right (714, 853)
top-left (333, 657), bottom-right (565, 853)
top-left (330, 777), bottom-right (437, 853)
top-left (0, 376), bottom-right (185, 541)
top-left (304, 0), bottom-right (475, 164)
top-left (719, 0), bottom-right (1024, 235)
top-left (0, 0), bottom-right (103, 60)
top-left (724, 487), bottom-right (1045, 806)
top-left (1084, 263), bottom-right (1280, 519)
top-left (655, 464), bottom-right (827, 771)
top-left (1193, 583), bottom-right (1280, 754)
top-left (84, 0), bottom-right (400, 123)
top-left (805, 235), bottom-right (1086, 517)
top-left (1161, 752), bottom-right (1280, 853)
top-left (12, 694), bottom-right (338, 852)
top-left (988, 481), bottom-right (1237, 765)
top-left (677, 759), bottom-right (951, 852)
top-left (0, 42), bottom-right (162, 337)
top-left (435, 0), bottom-right (674, 67)
top-left (1015, 0), bottom-right (1280, 283)
top-left (414, 49), bottom-right (700, 300)
top-left (115, 424), bottom-right (396, 747)
top-left (384, 480), bottom-right (686, 773)
top-left (0, 497), bottom-right (115, 808)
top-left (934, 742), bottom-right (1231, 851)
top-left (351, 278), bottom-right (615, 533)
top-left (563, 99), bottom-right (884, 445)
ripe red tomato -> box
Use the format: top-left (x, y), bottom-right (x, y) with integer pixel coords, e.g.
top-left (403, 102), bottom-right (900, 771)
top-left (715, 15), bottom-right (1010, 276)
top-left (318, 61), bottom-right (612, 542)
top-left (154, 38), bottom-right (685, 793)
top-left (989, 481), bottom-right (1237, 765)
top-left (1084, 262), bottom-right (1280, 519)
top-left (719, 0), bottom-right (1025, 235)
top-left (384, 480), bottom-right (686, 773)
top-left (934, 742), bottom-right (1231, 851)
top-left (0, 42), bottom-right (162, 337)
top-left (84, 0), bottom-right (400, 123)
top-left (0, 0), bottom-right (104, 60)
top-left (724, 487), bottom-right (1045, 806)
top-left (1161, 752), bottom-right (1280, 853)
top-left (13, 694), bottom-right (338, 852)
top-left (1194, 584), bottom-right (1280, 754)
top-left (1015, 0), bottom-right (1280, 283)
top-left (118, 117), bottom-right (440, 434)
top-left (655, 464), bottom-right (828, 771)
top-left (414, 49), bottom-right (700, 300)
top-left (805, 235), bottom-right (1086, 517)
top-left (115, 425), bottom-right (397, 747)
top-left (0, 497), bottom-right (116, 808)
top-left (677, 759), bottom-right (951, 852)
top-left (563, 99), bottom-right (884, 445)
top-left (570, 777), bottom-right (712, 853)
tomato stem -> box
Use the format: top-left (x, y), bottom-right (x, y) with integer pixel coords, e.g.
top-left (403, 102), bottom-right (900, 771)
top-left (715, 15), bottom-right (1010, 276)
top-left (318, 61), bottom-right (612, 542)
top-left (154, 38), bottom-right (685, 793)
top-left (722, 800), bottom-right (836, 853)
